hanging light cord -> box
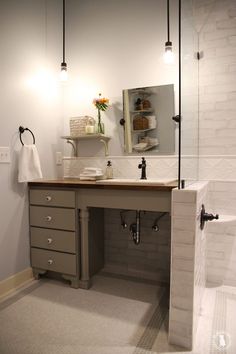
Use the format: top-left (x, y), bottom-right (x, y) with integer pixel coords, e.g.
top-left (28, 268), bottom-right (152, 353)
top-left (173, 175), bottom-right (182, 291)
top-left (178, 0), bottom-right (181, 188)
top-left (60, 0), bottom-right (67, 80)
top-left (62, 0), bottom-right (66, 64)
top-left (167, 0), bottom-right (170, 43)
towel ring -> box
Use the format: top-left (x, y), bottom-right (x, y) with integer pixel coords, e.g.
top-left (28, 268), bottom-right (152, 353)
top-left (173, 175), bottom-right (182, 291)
top-left (19, 126), bottom-right (35, 146)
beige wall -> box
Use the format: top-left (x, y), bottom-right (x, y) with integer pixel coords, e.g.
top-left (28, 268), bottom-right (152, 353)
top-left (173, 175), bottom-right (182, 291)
top-left (0, 0), bottom-right (63, 281)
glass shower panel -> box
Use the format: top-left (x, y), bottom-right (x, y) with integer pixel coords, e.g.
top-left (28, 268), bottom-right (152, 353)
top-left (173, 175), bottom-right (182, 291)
top-left (181, 0), bottom-right (199, 186)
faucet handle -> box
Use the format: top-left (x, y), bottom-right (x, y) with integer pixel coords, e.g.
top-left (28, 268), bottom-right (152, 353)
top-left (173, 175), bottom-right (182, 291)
top-left (138, 157), bottom-right (147, 179)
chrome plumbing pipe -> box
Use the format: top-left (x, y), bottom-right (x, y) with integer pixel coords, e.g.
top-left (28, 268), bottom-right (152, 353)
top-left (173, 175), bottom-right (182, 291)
top-left (130, 210), bottom-right (141, 245)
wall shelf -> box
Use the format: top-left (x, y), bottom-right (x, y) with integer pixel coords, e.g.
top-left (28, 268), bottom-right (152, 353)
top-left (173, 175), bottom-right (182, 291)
top-left (61, 134), bottom-right (111, 156)
top-left (131, 110), bottom-right (154, 114)
top-left (132, 128), bottom-right (156, 134)
top-left (61, 134), bottom-right (111, 142)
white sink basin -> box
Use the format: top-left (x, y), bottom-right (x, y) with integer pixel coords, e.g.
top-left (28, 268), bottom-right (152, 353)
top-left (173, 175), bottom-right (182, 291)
top-left (96, 178), bottom-right (177, 186)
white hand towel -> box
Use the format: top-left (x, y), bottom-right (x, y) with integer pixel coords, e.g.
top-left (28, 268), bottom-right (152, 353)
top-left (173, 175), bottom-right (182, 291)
top-left (83, 167), bottom-right (103, 174)
top-left (18, 144), bottom-right (43, 183)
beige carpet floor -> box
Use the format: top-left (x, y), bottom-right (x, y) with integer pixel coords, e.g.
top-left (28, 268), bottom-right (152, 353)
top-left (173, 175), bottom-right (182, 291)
top-left (0, 274), bottom-right (169, 354)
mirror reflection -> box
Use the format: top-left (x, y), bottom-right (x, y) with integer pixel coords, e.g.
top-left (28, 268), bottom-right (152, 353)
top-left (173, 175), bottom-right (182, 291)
top-left (123, 84), bottom-right (176, 155)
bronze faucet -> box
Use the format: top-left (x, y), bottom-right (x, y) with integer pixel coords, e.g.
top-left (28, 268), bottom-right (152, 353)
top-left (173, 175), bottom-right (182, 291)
top-left (138, 157), bottom-right (147, 180)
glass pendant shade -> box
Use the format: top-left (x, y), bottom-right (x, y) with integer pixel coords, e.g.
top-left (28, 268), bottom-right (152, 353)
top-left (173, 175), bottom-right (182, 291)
top-left (164, 41), bottom-right (175, 64)
top-left (60, 62), bottom-right (68, 81)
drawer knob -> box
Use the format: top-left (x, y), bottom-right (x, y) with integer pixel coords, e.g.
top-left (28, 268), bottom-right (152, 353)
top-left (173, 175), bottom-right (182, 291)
top-left (48, 259), bottom-right (53, 265)
top-left (46, 196), bottom-right (52, 202)
top-left (46, 216), bottom-right (52, 222)
top-left (47, 238), bottom-right (53, 244)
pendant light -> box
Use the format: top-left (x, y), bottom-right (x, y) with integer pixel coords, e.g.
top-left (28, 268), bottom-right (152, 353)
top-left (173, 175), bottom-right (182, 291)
top-left (164, 0), bottom-right (174, 64)
top-left (60, 0), bottom-right (68, 81)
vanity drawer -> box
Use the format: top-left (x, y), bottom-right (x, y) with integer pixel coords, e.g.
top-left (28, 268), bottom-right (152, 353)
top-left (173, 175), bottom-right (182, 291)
top-left (30, 227), bottom-right (76, 253)
top-left (31, 248), bottom-right (76, 275)
top-left (30, 206), bottom-right (76, 231)
top-left (30, 189), bottom-right (75, 208)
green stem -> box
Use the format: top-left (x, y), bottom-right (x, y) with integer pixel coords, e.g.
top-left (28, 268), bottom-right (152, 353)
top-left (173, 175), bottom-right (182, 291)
top-left (98, 109), bottom-right (101, 124)
top-left (97, 109), bottom-right (104, 134)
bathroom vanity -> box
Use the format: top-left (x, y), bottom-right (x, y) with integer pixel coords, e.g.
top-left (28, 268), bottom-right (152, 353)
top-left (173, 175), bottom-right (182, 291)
top-left (28, 179), bottom-right (202, 350)
top-left (28, 179), bottom-right (177, 288)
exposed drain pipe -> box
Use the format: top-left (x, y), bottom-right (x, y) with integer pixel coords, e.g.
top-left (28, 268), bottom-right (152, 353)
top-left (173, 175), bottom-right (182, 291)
top-left (152, 212), bottom-right (168, 232)
top-left (120, 210), bottom-right (128, 229)
top-left (130, 210), bottom-right (141, 245)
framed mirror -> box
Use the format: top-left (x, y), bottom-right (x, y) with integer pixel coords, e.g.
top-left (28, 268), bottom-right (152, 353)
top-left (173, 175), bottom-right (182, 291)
top-left (123, 84), bottom-right (176, 155)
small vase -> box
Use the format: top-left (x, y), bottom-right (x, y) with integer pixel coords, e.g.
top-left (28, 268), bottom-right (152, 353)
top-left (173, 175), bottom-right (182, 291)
top-left (97, 109), bottom-right (105, 134)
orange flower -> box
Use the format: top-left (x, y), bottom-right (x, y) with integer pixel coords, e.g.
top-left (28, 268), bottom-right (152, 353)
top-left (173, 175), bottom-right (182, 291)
top-left (93, 93), bottom-right (109, 111)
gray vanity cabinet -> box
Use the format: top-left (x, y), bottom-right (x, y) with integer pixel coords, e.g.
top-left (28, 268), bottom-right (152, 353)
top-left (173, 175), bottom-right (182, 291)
top-left (29, 188), bottom-right (80, 288)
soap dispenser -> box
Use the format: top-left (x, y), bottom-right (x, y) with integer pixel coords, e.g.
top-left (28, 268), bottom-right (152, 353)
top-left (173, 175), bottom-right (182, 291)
top-left (106, 160), bottom-right (113, 179)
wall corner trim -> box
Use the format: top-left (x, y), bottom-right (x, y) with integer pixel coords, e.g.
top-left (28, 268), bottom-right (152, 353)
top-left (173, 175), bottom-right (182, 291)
top-left (0, 268), bottom-right (34, 300)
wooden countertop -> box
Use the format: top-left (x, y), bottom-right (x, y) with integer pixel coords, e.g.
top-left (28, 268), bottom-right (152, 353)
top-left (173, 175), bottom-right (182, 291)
top-left (28, 178), bottom-right (178, 191)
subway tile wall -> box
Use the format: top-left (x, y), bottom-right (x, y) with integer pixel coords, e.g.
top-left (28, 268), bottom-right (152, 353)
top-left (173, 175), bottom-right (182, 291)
top-left (169, 182), bottom-right (208, 350)
top-left (206, 181), bottom-right (236, 286)
top-left (103, 209), bottom-right (171, 283)
top-left (199, 156), bottom-right (236, 180)
top-left (198, 0), bottom-right (236, 156)
top-left (63, 156), bottom-right (178, 180)
top-left (181, 0), bottom-right (236, 183)
top-left (63, 155), bottom-right (201, 183)
top-left (181, 0), bottom-right (199, 158)
top-left (63, 155), bottom-right (236, 182)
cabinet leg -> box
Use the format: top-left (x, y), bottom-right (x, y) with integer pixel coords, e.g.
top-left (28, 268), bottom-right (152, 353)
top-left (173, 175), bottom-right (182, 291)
top-left (32, 268), bottom-right (46, 280)
top-left (79, 208), bottom-right (91, 289)
top-left (79, 279), bottom-right (92, 289)
top-left (62, 274), bottom-right (80, 289)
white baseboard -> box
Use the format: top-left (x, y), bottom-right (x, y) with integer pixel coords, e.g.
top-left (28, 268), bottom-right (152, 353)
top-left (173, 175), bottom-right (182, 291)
top-left (0, 268), bottom-right (34, 300)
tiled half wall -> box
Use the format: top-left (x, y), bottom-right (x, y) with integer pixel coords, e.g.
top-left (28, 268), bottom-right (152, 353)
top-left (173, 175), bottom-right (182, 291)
top-left (169, 181), bottom-right (208, 350)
